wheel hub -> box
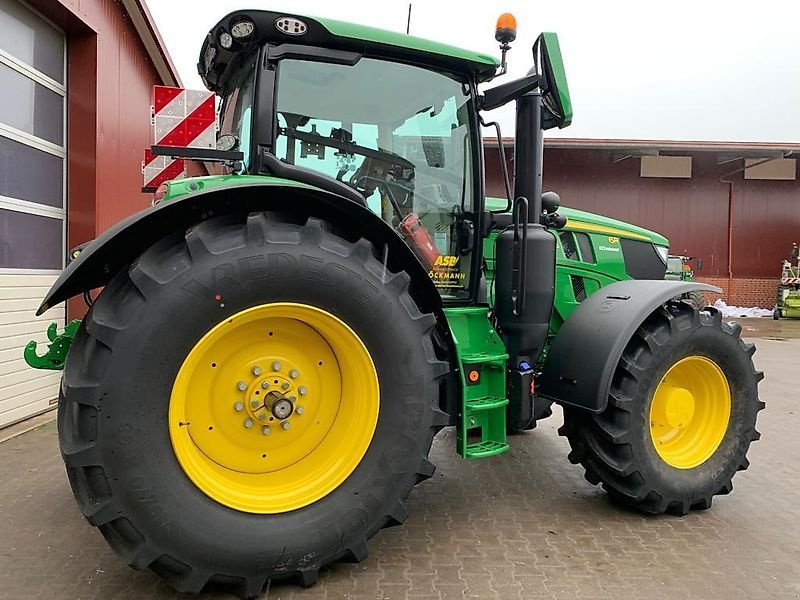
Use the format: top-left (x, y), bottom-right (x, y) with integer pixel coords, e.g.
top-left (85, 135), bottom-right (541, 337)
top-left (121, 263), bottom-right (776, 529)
top-left (264, 391), bottom-right (294, 420)
top-left (184, 351), bottom-right (323, 475)
top-left (649, 355), bottom-right (731, 469)
top-left (243, 372), bottom-right (298, 422)
top-left (168, 303), bottom-right (380, 513)
top-left (662, 386), bottom-right (695, 430)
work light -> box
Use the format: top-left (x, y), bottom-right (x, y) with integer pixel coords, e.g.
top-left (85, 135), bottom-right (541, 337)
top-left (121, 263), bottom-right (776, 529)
top-left (231, 20), bottom-right (255, 39)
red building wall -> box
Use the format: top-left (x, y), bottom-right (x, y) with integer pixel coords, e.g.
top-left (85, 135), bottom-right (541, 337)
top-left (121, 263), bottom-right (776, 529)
top-left (27, 0), bottom-right (204, 317)
top-left (28, 0), bottom-right (204, 238)
top-left (485, 146), bottom-right (800, 307)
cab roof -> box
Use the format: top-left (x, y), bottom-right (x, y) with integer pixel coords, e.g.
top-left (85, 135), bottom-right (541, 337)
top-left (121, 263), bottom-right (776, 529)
top-left (199, 9), bottom-right (499, 93)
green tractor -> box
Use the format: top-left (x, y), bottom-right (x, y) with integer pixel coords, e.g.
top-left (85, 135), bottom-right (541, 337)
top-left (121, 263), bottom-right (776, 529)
top-left (774, 242), bottom-right (800, 319)
top-left (666, 255), bottom-right (706, 310)
top-left (25, 10), bottom-right (764, 597)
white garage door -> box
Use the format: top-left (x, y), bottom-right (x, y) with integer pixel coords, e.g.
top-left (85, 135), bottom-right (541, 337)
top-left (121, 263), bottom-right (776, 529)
top-left (0, 0), bottom-right (66, 428)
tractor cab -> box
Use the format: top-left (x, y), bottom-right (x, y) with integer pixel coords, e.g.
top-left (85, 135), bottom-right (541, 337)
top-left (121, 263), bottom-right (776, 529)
top-left (197, 9), bottom-right (572, 302)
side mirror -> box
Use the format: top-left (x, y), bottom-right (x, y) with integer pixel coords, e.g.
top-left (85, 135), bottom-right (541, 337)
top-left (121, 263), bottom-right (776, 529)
top-left (533, 33), bottom-right (573, 129)
top-left (481, 32), bottom-right (573, 130)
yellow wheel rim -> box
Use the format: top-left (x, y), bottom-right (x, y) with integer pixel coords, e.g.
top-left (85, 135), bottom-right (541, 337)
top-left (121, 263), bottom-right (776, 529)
top-left (169, 303), bottom-right (379, 513)
top-left (649, 355), bottom-right (731, 469)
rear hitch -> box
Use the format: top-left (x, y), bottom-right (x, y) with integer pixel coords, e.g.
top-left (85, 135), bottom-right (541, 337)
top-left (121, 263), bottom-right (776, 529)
top-left (23, 320), bottom-right (81, 370)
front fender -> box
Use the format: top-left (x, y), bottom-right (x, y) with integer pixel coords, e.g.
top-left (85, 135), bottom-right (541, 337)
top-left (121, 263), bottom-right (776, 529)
top-left (538, 280), bottom-right (720, 412)
top-left (36, 180), bottom-right (444, 323)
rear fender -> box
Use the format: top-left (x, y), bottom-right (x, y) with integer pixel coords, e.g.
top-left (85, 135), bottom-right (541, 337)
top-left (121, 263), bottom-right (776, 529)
top-left (37, 182), bottom-right (444, 322)
top-left (537, 280), bottom-right (720, 412)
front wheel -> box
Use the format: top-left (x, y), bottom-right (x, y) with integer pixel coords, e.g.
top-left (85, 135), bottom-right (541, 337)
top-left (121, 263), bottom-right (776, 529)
top-left (58, 214), bottom-right (449, 596)
top-left (560, 302), bottom-right (764, 515)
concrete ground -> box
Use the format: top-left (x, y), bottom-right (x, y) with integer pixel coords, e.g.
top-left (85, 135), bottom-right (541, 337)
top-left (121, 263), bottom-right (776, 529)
top-left (1, 318), bottom-right (799, 600)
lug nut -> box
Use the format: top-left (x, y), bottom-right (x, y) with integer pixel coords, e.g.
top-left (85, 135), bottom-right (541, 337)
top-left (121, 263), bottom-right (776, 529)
top-left (289, 369), bottom-right (299, 379)
top-left (233, 401), bottom-right (244, 412)
top-left (281, 381), bottom-right (290, 390)
top-left (252, 366), bottom-right (262, 376)
top-left (243, 418), bottom-right (254, 429)
top-left (261, 381), bottom-right (270, 389)
top-left (272, 361), bottom-right (282, 372)
top-left (298, 385), bottom-right (308, 396)
top-left (251, 400), bottom-right (261, 409)
top-left (281, 421), bottom-right (291, 431)
top-left (258, 412), bottom-right (267, 421)
top-left (237, 381), bottom-right (247, 391)
top-left (261, 426), bottom-right (271, 436)
top-left (295, 406), bottom-right (304, 415)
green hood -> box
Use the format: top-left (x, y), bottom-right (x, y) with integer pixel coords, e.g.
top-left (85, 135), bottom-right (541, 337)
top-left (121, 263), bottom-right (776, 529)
top-left (485, 197), bottom-right (669, 247)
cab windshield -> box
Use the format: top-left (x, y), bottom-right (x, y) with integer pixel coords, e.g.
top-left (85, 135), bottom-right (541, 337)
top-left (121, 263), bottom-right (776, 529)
top-left (274, 57), bottom-right (477, 298)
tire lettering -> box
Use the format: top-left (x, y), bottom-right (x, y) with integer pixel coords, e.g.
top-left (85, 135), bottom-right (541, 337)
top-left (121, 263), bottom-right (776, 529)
top-left (270, 252), bottom-right (298, 278)
top-left (181, 278), bottom-right (213, 299)
top-left (130, 476), bottom-right (172, 528)
top-left (300, 255), bottom-right (334, 286)
top-left (212, 263), bottom-right (240, 289)
top-left (238, 255), bottom-right (269, 281)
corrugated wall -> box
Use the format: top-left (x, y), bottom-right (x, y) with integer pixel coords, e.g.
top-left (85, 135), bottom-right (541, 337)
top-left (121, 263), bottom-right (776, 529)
top-left (732, 179), bottom-right (799, 277)
top-left (90, 0), bottom-right (161, 231)
top-left (485, 147), bottom-right (800, 279)
top-left (30, 0), bottom-right (205, 239)
top-left (26, 0), bottom-right (205, 319)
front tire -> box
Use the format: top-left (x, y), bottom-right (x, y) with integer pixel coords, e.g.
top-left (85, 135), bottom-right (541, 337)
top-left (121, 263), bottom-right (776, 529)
top-left (58, 213), bottom-right (449, 596)
top-left (560, 302), bottom-right (764, 515)
top-left (682, 289), bottom-right (706, 310)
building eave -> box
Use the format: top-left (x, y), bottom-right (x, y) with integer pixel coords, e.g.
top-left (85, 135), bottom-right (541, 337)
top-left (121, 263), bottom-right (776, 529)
top-left (120, 0), bottom-right (181, 87)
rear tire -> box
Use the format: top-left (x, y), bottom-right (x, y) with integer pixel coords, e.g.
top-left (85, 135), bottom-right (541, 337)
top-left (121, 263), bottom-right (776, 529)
top-left (58, 213), bottom-right (449, 597)
top-left (560, 302), bottom-right (764, 515)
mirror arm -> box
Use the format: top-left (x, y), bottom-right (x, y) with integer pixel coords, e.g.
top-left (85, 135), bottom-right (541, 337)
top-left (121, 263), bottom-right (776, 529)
top-left (150, 144), bottom-right (243, 163)
top-left (480, 73), bottom-right (540, 111)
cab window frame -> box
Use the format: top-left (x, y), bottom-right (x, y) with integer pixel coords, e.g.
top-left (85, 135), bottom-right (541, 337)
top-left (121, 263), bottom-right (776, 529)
top-left (216, 51), bottom-right (259, 172)
top-left (264, 50), bottom-right (486, 305)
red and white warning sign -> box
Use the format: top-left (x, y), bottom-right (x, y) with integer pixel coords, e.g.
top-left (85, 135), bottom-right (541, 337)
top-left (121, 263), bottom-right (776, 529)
top-left (143, 86), bottom-right (217, 190)
top-left (142, 148), bottom-right (185, 190)
top-left (152, 85), bottom-right (216, 148)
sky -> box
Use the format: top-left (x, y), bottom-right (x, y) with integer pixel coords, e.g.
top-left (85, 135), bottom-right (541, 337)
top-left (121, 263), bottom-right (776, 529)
top-left (147, 0), bottom-right (800, 143)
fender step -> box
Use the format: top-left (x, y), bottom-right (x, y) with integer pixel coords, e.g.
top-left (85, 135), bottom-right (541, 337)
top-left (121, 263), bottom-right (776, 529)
top-left (444, 307), bottom-right (509, 459)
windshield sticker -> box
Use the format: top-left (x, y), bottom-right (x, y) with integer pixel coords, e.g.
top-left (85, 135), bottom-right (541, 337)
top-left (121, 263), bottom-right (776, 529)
top-left (429, 255), bottom-right (467, 288)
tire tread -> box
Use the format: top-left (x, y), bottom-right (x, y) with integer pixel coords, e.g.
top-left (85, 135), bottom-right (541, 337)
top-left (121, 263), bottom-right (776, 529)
top-left (59, 213), bottom-right (449, 596)
top-left (560, 302), bottom-right (764, 514)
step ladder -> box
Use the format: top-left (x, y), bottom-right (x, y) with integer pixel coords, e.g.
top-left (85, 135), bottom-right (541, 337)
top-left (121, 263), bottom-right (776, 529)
top-left (444, 307), bottom-right (510, 459)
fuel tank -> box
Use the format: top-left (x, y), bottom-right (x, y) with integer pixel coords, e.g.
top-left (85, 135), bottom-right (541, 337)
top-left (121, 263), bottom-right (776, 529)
top-left (494, 222), bottom-right (556, 363)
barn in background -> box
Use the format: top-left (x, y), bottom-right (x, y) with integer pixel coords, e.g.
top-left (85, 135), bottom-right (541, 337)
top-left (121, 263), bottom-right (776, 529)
top-left (485, 138), bottom-right (800, 307)
top-left (0, 0), bottom-right (200, 427)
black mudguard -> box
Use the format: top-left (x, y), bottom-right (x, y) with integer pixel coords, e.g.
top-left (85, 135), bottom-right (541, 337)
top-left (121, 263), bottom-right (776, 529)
top-left (36, 181), bottom-right (443, 320)
top-left (537, 279), bottom-right (720, 412)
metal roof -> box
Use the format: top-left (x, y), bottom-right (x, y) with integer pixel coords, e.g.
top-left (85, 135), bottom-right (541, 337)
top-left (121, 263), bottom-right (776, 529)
top-left (484, 137), bottom-right (800, 158)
